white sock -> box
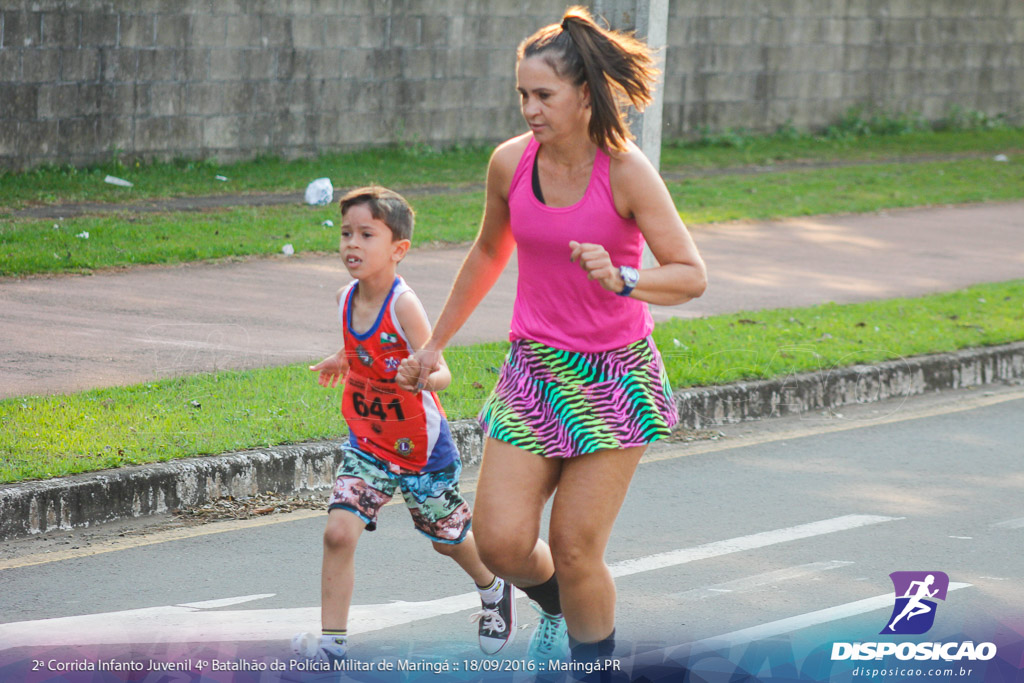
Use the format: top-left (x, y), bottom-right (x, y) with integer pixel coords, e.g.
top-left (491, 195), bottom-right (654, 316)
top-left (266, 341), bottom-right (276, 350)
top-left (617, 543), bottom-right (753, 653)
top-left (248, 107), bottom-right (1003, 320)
top-left (321, 631), bottom-right (347, 653)
top-left (477, 576), bottom-right (505, 605)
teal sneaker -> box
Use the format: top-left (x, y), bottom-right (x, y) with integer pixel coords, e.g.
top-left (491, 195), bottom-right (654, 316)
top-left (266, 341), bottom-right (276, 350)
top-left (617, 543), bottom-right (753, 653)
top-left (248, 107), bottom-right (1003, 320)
top-left (526, 603), bottom-right (569, 662)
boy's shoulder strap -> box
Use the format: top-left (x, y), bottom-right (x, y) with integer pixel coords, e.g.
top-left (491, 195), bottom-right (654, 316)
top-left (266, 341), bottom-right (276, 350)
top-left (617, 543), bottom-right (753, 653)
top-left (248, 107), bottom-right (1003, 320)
top-left (387, 276), bottom-right (414, 344)
top-left (337, 280), bottom-right (358, 323)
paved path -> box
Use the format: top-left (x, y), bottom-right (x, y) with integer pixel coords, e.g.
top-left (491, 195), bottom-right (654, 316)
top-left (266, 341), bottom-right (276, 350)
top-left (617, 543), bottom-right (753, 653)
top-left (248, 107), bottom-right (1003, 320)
top-left (2, 201), bottom-right (1022, 399)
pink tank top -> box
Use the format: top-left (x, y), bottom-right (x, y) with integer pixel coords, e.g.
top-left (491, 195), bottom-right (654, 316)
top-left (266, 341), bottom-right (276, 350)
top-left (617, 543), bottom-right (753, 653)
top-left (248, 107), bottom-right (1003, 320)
top-left (507, 137), bottom-right (653, 352)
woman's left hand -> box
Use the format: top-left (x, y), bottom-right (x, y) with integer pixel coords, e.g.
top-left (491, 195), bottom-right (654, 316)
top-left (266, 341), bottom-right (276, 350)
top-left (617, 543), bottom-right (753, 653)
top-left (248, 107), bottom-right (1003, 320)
top-left (569, 240), bottom-right (624, 293)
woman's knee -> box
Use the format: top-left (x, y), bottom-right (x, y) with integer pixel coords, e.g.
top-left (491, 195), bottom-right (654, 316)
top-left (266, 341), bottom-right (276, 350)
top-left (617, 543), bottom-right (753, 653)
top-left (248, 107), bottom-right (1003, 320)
top-left (550, 529), bottom-right (602, 579)
top-left (475, 526), bottom-right (537, 575)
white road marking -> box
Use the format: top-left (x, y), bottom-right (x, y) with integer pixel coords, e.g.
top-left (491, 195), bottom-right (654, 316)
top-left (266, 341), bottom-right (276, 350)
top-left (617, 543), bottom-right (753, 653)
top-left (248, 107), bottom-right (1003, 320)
top-left (608, 515), bottom-right (896, 578)
top-left (680, 582), bottom-right (972, 657)
top-left (179, 594), bottom-right (277, 610)
top-left (992, 517), bottom-right (1024, 529)
top-left (0, 597), bottom-right (479, 649)
top-left (0, 514), bottom-right (898, 649)
top-left (671, 561), bottom-right (854, 601)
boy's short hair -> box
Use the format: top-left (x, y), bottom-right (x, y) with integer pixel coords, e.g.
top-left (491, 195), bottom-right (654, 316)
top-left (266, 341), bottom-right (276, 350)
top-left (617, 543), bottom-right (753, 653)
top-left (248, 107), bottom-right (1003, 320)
top-left (339, 186), bottom-right (414, 241)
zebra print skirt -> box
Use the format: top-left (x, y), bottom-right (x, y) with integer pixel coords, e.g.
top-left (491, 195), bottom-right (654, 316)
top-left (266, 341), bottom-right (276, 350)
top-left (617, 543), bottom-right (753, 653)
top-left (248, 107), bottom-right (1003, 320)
top-left (477, 336), bottom-right (678, 458)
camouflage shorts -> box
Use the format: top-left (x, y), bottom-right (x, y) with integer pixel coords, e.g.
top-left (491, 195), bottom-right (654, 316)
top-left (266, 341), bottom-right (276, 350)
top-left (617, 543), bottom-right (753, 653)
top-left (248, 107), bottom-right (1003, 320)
top-left (327, 445), bottom-right (471, 544)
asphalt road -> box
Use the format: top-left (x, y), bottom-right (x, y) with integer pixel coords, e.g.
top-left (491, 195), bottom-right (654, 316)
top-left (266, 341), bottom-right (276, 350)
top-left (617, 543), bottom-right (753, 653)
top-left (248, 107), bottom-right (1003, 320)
top-left (2, 384), bottom-right (1022, 681)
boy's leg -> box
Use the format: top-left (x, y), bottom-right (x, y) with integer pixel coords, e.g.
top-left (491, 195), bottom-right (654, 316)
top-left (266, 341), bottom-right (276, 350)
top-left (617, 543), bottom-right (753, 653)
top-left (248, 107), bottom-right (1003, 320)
top-left (292, 509), bottom-right (365, 663)
top-left (322, 508), bottom-right (367, 631)
top-left (433, 532), bottom-right (517, 655)
top-left (399, 459), bottom-right (519, 655)
top-left (431, 531), bottom-right (492, 586)
top-left (293, 447), bottom-right (397, 662)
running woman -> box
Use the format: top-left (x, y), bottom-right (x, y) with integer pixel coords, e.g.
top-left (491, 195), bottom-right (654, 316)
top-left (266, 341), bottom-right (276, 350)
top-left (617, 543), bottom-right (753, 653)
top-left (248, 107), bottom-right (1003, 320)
top-left (400, 6), bottom-right (706, 665)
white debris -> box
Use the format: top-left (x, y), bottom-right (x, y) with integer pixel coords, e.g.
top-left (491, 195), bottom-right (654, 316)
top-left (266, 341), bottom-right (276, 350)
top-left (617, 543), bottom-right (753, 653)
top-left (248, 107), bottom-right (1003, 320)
top-left (304, 178), bottom-right (334, 206)
top-left (104, 175), bottom-right (133, 187)
top-left (215, 175), bottom-right (228, 181)
top-left (322, 220), bottom-right (334, 228)
top-left (76, 231), bottom-right (89, 239)
top-left (994, 154), bottom-right (1009, 162)
top-left (282, 243), bottom-right (295, 256)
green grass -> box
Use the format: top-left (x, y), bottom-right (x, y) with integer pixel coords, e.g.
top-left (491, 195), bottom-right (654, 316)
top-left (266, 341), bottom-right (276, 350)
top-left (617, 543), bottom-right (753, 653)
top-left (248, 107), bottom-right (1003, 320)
top-left (0, 146), bottom-right (492, 209)
top-left (1, 125), bottom-right (1021, 209)
top-left (668, 156), bottom-right (1024, 224)
top-left (3, 125), bottom-right (1022, 278)
top-left (3, 280), bottom-right (1022, 484)
top-left (0, 192), bottom-right (486, 276)
top-left (661, 126), bottom-right (1024, 170)
top-left (4, 154), bottom-right (1022, 277)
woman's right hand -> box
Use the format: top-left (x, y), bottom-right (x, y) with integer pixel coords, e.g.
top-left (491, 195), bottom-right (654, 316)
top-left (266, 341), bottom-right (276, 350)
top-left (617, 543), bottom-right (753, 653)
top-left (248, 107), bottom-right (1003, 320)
top-left (398, 347), bottom-right (443, 393)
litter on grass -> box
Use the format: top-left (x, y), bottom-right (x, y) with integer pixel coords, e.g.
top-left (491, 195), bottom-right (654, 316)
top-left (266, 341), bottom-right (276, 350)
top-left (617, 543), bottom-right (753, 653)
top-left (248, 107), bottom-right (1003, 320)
top-left (104, 175), bottom-right (133, 187)
top-left (304, 177), bottom-right (333, 206)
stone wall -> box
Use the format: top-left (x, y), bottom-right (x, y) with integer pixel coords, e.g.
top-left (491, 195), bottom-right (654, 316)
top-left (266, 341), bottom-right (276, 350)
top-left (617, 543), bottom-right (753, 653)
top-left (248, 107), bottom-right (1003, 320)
top-left (1, 0), bottom-right (1022, 170)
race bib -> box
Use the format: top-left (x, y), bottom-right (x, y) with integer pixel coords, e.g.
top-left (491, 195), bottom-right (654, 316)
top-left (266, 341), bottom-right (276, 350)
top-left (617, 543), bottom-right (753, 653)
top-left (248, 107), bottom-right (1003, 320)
top-left (342, 375), bottom-right (427, 467)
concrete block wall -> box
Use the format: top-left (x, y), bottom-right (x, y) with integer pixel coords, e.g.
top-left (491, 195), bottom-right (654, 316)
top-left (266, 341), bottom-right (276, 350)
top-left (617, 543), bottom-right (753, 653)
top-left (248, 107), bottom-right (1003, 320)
top-left (663, 0), bottom-right (1024, 134)
top-left (0, 0), bottom-right (558, 169)
top-left (1, 0), bottom-right (1022, 170)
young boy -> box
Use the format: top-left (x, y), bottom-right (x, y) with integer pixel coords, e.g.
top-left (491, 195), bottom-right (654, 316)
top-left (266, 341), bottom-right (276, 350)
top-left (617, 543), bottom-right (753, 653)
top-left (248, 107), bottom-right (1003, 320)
top-left (293, 186), bottom-right (515, 662)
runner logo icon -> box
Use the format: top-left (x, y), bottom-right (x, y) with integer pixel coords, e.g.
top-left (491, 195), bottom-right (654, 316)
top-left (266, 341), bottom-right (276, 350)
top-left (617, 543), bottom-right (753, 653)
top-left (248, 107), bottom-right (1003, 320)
top-left (881, 571), bottom-right (950, 635)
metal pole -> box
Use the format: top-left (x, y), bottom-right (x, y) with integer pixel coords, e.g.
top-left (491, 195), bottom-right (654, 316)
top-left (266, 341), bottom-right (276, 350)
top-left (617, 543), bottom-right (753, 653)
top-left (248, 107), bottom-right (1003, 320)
top-left (593, 0), bottom-right (669, 267)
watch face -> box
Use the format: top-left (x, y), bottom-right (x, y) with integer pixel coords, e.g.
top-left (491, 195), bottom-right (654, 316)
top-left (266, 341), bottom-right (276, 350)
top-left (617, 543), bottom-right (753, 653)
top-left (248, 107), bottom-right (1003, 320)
top-left (621, 266), bottom-right (640, 287)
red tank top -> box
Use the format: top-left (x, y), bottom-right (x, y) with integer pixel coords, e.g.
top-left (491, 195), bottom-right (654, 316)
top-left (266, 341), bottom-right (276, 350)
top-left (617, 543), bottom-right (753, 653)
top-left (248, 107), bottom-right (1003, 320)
top-left (339, 277), bottom-right (457, 472)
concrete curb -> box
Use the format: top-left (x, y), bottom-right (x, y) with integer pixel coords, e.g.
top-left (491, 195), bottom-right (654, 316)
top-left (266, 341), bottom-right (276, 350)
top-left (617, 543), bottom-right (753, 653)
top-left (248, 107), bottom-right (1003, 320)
top-left (2, 342), bottom-right (1022, 541)
top-left (674, 341), bottom-right (1024, 429)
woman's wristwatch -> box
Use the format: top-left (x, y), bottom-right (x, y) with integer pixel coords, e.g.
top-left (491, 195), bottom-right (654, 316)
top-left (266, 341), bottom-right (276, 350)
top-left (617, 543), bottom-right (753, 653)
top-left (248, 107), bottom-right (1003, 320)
top-left (617, 265), bottom-right (639, 296)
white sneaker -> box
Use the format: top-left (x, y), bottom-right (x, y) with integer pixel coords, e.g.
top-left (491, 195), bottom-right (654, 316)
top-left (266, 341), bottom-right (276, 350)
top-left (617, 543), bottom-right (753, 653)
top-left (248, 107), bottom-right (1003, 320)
top-left (291, 631), bottom-right (347, 664)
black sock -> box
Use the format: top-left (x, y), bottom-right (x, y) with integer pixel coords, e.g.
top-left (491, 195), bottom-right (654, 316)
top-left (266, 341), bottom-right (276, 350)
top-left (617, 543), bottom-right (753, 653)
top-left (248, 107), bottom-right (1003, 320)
top-left (570, 628), bottom-right (616, 662)
top-left (519, 573), bottom-right (561, 615)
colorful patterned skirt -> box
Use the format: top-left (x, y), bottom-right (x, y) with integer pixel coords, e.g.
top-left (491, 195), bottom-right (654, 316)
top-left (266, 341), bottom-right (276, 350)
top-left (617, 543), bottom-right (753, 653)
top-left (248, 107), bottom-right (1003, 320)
top-left (478, 336), bottom-right (678, 458)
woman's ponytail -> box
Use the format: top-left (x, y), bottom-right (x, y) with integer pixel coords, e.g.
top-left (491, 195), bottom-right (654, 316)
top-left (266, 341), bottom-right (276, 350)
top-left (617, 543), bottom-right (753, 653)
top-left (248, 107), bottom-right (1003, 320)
top-left (520, 6), bottom-right (659, 152)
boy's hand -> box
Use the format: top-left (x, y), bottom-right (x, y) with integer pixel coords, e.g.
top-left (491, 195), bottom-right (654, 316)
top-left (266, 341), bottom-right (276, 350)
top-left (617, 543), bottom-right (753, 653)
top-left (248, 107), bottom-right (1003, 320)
top-left (310, 352), bottom-right (348, 388)
top-left (397, 356), bottom-right (423, 393)
top-left (398, 348), bottom-right (443, 394)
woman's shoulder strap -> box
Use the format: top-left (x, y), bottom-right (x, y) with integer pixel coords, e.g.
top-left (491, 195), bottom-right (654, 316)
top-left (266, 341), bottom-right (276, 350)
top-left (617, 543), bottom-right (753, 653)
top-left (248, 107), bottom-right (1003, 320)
top-left (502, 133), bottom-right (537, 197)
